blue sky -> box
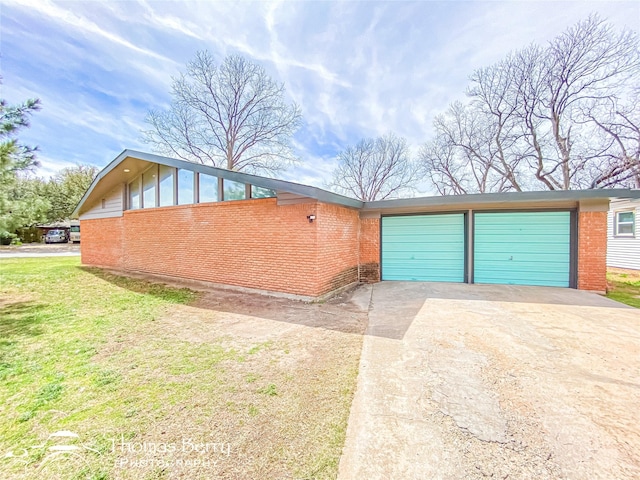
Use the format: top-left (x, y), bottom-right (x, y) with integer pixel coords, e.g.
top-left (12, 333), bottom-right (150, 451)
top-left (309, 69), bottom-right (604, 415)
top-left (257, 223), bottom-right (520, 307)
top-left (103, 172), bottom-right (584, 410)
top-left (2, 0), bottom-right (638, 191)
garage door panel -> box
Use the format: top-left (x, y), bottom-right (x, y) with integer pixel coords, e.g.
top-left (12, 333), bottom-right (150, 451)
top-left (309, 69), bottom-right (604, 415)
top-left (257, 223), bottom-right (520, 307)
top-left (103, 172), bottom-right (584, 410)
top-left (382, 214), bottom-right (465, 282)
top-left (475, 244), bottom-right (570, 255)
top-left (474, 212), bottom-right (571, 287)
top-left (382, 268), bottom-right (463, 282)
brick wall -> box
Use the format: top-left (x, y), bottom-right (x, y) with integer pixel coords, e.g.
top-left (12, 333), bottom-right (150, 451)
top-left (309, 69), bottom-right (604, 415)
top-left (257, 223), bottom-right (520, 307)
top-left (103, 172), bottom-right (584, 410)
top-left (81, 199), bottom-right (366, 297)
top-left (120, 198), bottom-right (324, 296)
top-left (81, 203), bottom-right (607, 295)
top-left (316, 203), bottom-right (360, 294)
top-left (577, 211), bottom-right (608, 291)
top-left (359, 217), bottom-right (380, 282)
top-left (80, 217), bottom-right (124, 268)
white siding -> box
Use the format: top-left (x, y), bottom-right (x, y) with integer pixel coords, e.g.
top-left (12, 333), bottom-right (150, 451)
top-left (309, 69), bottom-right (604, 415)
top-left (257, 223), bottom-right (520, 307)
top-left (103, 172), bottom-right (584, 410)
top-left (80, 184), bottom-right (125, 220)
top-left (607, 199), bottom-right (640, 270)
top-left (276, 191), bottom-right (315, 205)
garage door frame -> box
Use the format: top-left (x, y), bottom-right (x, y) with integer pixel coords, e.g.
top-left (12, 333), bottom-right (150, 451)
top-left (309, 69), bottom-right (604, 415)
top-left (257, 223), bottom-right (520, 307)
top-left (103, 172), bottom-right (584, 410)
top-left (380, 211), bottom-right (469, 283)
top-left (469, 208), bottom-right (578, 288)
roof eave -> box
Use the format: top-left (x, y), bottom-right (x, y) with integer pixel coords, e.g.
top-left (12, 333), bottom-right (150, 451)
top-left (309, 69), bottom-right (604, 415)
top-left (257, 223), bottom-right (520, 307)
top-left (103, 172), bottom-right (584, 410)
top-left (72, 150), bottom-right (363, 216)
top-left (362, 189), bottom-right (640, 211)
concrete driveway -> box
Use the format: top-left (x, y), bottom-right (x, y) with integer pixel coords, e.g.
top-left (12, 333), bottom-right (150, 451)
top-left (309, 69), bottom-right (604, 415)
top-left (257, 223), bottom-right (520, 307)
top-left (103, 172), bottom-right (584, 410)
top-left (339, 282), bottom-right (640, 480)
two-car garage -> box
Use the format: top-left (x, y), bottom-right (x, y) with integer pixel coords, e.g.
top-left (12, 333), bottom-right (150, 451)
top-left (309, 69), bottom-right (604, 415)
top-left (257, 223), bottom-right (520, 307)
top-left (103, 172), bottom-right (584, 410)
top-left (381, 211), bottom-right (575, 288)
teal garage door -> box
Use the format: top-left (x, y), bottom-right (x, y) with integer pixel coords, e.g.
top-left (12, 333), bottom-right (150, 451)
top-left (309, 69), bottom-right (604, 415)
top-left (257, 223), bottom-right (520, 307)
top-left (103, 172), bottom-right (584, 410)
top-left (381, 214), bottom-right (465, 282)
top-left (474, 212), bottom-right (571, 287)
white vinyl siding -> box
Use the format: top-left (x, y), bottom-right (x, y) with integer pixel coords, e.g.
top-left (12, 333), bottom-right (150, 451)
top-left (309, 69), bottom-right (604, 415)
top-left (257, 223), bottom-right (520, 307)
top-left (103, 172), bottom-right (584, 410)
top-left (80, 185), bottom-right (125, 220)
top-left (607, 199), bottom-right (640, 270)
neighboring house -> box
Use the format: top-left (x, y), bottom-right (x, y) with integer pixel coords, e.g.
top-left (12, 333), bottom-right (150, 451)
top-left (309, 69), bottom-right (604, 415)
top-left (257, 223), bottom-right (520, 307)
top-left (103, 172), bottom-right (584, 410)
top-left (73, 150), bottom-right (640, 298)
top-left (607, 198), bottom-right (640, 271)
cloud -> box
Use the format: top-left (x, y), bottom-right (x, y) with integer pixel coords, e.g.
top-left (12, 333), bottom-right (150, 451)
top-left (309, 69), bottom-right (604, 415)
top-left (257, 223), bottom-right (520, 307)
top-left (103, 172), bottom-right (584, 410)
top-left (6, 0), bottom-right (176, 63)
top-left (3, 0), bottom-right (638, 186)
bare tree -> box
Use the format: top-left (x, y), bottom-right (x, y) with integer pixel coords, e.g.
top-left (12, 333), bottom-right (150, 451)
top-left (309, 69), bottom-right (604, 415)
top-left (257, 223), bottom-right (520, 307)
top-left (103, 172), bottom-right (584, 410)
top-left (421, 15), bottom-right (640, 193)
top-left (420, 102), bottom-right (516, 195)
top-left (143, 52), bottom-right (302, 174)
top-left (585, 89), bottom-right (640, 188)
top-left (329, 134), bottom-right (418, 201)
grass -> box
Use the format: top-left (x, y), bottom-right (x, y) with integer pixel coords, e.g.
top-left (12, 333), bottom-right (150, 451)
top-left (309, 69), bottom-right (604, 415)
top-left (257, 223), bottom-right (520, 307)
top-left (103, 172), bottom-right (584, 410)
top-left (0, 258), bottom-right (197, 478)
top-left (607, 269), bottom-right (640, 308)
top-left (0, 257), bottom-right (363, 479)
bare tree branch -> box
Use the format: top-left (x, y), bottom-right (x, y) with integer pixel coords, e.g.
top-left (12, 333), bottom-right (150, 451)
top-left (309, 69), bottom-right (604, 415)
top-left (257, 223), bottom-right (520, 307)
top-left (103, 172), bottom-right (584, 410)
top-left (420, 14), bottom-right (640, 193)
top-left (142, 52), bottom-right (302, 174)
top-left (329, 134), bottom-right (419, 201)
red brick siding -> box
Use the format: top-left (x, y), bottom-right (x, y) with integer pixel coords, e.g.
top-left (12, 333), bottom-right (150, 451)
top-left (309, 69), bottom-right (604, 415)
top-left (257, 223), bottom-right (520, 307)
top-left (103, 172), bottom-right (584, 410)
top-left (359, 218), bottom-right (380, 282)
top-left (80, 217), bottom-right (124, 268)
top-left (577, 211), bottom-right (608, 291)
top-left (120, 198), bottom-right (322, 296)
top-left (81, 203), bottom-right (607, 295)
top-left (316, 203), bottom-right (360, 294)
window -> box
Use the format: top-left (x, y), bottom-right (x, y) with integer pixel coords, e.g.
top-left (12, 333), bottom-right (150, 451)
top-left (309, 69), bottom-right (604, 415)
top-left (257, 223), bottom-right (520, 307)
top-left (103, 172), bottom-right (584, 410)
top-left (615, 211), bottom-right (635, 236)
top-left (223, 179), bottom-right (246, 201)
top-left (128, 180), bottom-right (140, 210)
top-left (199, 174), bottom-right (218, 203)
top-left (159, 165), bottom-right (175, 207)
top-left (251, 185), bottom-right (276, 198)
top-left (142, 168), bottom-right (157, 208)
top-left (177, 169), bottom-right (194, 205)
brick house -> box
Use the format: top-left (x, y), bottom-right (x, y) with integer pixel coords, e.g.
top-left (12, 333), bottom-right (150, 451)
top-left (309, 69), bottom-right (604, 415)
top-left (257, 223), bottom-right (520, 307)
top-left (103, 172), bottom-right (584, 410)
top-left (73, 150), bottom-right (640, 298)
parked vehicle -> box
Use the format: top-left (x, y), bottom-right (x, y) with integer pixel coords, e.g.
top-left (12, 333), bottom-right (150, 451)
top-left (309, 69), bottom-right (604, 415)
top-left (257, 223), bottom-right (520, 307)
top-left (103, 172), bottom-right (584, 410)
top-left (69, 221), bottom-right (80, 243)
top-left (45, 229), bottom-right (68, 244)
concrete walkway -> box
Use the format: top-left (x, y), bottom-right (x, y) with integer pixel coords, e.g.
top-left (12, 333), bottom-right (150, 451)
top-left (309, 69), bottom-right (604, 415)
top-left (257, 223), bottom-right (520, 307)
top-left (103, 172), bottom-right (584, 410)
top-left (339, 282), bottom-right (640, 479)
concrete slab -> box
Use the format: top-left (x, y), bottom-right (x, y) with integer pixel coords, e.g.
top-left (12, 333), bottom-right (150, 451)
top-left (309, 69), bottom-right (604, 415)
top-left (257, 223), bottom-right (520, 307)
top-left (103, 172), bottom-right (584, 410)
top-left (339, 281), bottom-right (640, 480)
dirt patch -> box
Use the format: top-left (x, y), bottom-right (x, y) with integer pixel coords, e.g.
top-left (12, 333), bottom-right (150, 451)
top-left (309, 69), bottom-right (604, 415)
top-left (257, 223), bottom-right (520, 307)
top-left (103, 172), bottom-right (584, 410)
top-left (97, 284), bottom-right (367, 479)
top-left (607, 267), bottom-right (640, 278)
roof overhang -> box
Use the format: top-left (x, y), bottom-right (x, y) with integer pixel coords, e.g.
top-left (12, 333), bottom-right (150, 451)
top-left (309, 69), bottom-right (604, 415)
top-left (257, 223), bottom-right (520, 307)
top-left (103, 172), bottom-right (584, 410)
top-left (361, 189), bottom-right (640, 216)
top-left (72, 150), bottom-right (362, 217)
top-left (72, 149), bottom-right (640, 218)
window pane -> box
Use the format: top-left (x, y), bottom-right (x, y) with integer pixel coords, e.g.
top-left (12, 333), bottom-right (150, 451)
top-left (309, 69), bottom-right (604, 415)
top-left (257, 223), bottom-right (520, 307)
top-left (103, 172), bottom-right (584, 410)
top-left (177, 169), bottom-right (194, 205)
top-left (128, 180), bottom-right (140, 210)
top-left (251, 185), bottom-right (276, 198)
top-left (199, 174), bottom-right (218, 203)
top-left (223, 179), bottom-right (246, 201)
top-left (142, 168), bottom-right (157, 208)
top-left (159, 165), bottom-right (175, 207)
top-left (617, 212), bottom-right (634, 223)
top-left (618, 223), bottom-right (634, 235)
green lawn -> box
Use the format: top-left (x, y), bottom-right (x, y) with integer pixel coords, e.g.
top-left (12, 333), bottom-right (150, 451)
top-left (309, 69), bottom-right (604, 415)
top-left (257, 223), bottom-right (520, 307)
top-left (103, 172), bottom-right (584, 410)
top-left (0, 257), bottom-right (362, 479)
top-left (0, 258), bottom-right (197, 478)
top-left (607, 270), bottom-right (640, 308)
